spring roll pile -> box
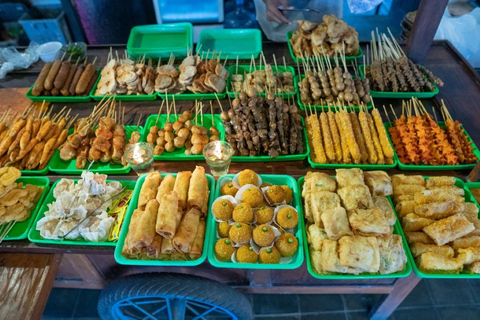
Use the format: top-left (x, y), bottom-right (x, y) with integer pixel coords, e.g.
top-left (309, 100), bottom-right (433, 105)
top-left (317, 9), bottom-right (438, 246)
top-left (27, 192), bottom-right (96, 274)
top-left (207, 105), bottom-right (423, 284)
top-left (122, 166), bottom-right (208, 261)
top-left (306, 106), bottom-right (394, 165)
top-left (0, 167), bottom-right (44, 225)
top-left (392, 175), bottom-right (480, 274)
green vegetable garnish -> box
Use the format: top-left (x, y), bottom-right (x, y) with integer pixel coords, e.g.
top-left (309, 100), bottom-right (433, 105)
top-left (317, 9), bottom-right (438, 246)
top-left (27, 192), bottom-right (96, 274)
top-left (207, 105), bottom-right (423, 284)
top-left (248, 247), bottom-right (253, 251)
top-left (237, 223), bottom-right (242, 228)
top-left (288, 238), bottom-right (294, 243)
top-left (225, 239), bottom-right (231, 244)
top-left (222, 202), bottom-right (227, 206)
top-left (266, 248), bottom-right (272, 253)
top-left (262, 227), bottom-right (268, 232)
top-left (287, 214), bottom-right (292, 219)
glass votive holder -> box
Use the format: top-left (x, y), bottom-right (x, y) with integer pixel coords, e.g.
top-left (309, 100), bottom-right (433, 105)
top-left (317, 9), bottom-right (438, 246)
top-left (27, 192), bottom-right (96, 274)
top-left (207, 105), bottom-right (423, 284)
top-left (124, 142), bottom-right (154, 176)
top-left (203, 141), bottom-right (234, 177)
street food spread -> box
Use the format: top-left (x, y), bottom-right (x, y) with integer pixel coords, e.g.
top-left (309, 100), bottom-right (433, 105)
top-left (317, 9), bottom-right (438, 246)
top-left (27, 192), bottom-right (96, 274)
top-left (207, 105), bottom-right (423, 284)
top-left (306, 105), bottom-right (394, 165)
top-left (0, 105), bottom-right (74, 171)
top-left (290, 15), bottom-right (360, 58)
top-left (122, 167), bottom-right (209, 261)
top-left (36, 171), bottom-right (124, 241)
top-left (213, 170), bottom-right (299, 264)
top-left (303, 169), bottom-right (407, 275)
top-left (392, 175), bottom-right (480, 274)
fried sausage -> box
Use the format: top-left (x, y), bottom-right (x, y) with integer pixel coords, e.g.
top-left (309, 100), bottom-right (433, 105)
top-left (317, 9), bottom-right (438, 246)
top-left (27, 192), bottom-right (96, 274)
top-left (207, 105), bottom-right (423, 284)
top-left (44, 60), bottom-right (62, 90)
top-left (61, 64), bottom-right (77, 96)
top-left (69, 65), bottom-right (86, 96)
top-left (32, 62), bottom-right (52, 96)
top-left (54, 61), bottom-right (71, 89)
top-left (82, 72), bottom-right (98, 96)
top-left (75, 63), bottom-right (95, 94)
top-left (51, 87), bottom-right (60, 96)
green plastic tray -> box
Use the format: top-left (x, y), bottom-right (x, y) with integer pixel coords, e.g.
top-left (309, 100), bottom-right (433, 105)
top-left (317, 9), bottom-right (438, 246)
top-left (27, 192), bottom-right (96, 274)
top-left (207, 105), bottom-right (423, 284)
top-left (307, 115), bottom-right (397, 169)
top-left (196, 29), bottom-right (262, 60)
top-left (141, 114), bottom-right (225, 161)
top-left (20, 165), bottom-right (49, 176)
top-left (28, 179), bottom-right (136, 246)
top-left (385, 122), bottom-right (480, 171)
top-left (26, 83), bottom-right (93, 102)
top-left (114, 173), bottom-right (215, 266)
top-left (207, 174), bottom-right (305, 269)
top-left (296, 75), bottom-right (373, 111)
top-left (286, 31), bottom-right (363, 64)
top-left (398, 178), bottom-right (480, 278)
top-left (127, 23), bottom-right (193, 59)
top-left (231, 118), bottom-right (309, 162)
top-left (226, 65), bottom-right (298, 98)
top-left (359, 64), bottom-right (439, 98)
top-left (90, 75), bottom-right (157, 101)
top-left (297, 176), bottom-right (412, 279)
top-left (3, 177), bottom-right (50, 241)
top-left (48, 126), bottom-right (141, 175)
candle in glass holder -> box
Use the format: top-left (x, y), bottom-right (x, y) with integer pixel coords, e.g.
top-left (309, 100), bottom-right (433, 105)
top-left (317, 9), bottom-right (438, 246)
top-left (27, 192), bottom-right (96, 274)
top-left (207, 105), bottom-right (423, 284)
top-left (124, 142), bottom-right (154, 176)
top-left (203, 141), bottom-right (234, 177)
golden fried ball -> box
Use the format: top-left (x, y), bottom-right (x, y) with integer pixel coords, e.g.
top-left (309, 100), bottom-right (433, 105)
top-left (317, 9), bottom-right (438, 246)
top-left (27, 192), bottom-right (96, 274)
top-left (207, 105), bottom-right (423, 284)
top-left (212, 199), bottom-right (234, 221)
top-left (228, 222), bottom-right (252, 244)
top-left (253, 224), bottom-right (275, 247)
top-left (214, 238), bottom-right (235, 262)
top-left (221, 182), bottom-right (238, 197)
top-left (276, 207), bottom-right (299, 230)
top-left (236, 245), bottom-right (258, 263)
top-left (238, 169), bottom-right (259, 187)
top-left (232, 203), bottom-right (254, 223)
top-left (275, 233), bottom-right (298, 257)
top-left (281, 185), bottom-right (293, 204)
top-left (217, 221), bottom-right (232, 238)
top-left (260, 182), bottom-right (273, 188)
top-left (242, 187), bottom-right (263, 208)
top-left (265, 185), bottom-right (286, 205)
top-left (259, 247), bottom-right (281, 264)
top-left (256, 206), bottom-right (274, 224)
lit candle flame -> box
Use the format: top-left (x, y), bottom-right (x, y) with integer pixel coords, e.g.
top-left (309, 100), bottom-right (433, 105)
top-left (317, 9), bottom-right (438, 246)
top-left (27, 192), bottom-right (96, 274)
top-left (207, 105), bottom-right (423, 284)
top-left (213, 142), bottom-right (223, 160)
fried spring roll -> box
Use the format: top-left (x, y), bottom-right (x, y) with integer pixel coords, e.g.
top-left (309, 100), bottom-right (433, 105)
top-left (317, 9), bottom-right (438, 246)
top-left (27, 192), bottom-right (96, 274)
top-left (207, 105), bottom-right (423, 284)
top-left (138, 172), bottom-right (162, 210)
top-left (425, 176), bottom-right (457, 189)
top-left (122, 209), bottom-right (142, 256)
top-left (187, 166), bottom-right (208, 211)
top-left (201, 188), bottom-right (209, 216)
top-left (171, 250), bottom-right (189, 261)
top-left (161, 237), bottom-right (174, 254)
top-left (189, 220), bottom-right (206, 260)
top-left (173, 208), bottom-right (202, 253)
top-left (156, 191), bottom-right (180, 239)
top-left (174, 171), bottom-right (192, 209)
top-left (146, 234), bottom-right (163, 258)
top-left (132, 199), bottom-right (159, 248)
top-left (156, 175), bottom-right (176, 205)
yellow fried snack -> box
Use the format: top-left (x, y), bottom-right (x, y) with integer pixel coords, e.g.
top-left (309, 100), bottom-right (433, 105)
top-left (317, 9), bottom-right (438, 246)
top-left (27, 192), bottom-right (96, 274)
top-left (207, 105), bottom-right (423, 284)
top-left (414, 201), bottom-right (464, 220)
top-left (404, 231), bottom-right (434, 245)
top-left (410, 243), bottom-right (454, 258)
top-left (456, 247), bottom-right (480, 265)
top-left (452, 236), bottom-right (480, 250)
top-left (391, 174), bottom-right (425, 187)
top-left (423, 214), bottom-right (475, 246)
top-left (402, 213), bottom-right (435, 232)
top-left (465, 261), bottom-right (480, 274)
top-left (417, 252), bottom-right (463, 274)
top-left (0, 167), bottom-right (21, 186)
top-left (348, 208), bottom-right (390, 237)
top-left (425, 176), bottom-right (456, 189)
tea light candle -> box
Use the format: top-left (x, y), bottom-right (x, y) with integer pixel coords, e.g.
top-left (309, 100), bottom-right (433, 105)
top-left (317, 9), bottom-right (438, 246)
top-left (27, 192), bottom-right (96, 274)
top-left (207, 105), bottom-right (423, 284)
top-left (203, 141), bottom-right (234, 177)
top-left (124, 142), bottom-right (154, 176)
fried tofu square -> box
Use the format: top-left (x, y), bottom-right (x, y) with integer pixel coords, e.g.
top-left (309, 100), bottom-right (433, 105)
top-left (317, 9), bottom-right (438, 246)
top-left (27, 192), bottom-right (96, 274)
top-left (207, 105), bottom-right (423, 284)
top-left (373, 196), bottom-right (396, 226)
top-left (335, 168), bottom-right (364, 189)
top-left (402, 213), bottom-right (435, 232)
top-left (404, 231), bottom-right (434, 245)
top-left (337, 185), bottom-right (373, 210)
top-left (451, 235), bottom-right (480, 250)
top-left (417, 252), bottom-right (463, 274)
top-left (348, 208), bottom-right (391, 237)
top-left (321, 207), bottom-right (353, 240)
top-left (303, 172), bottom-right (337, 195)
top-left (410, 243), bottom-right (454, 258)
top-left (321, 239), bottom-right (363, 274)
top-left (423, 213), bottom-right (475, 246)
top-left (363, 171), bottom-right (392, 197)
top-left (414, 201), bottom-right (464, 219)
top-left (378, 235), bottom-right (407, 274)
top-left (338, 236), bottom-right (380, 273)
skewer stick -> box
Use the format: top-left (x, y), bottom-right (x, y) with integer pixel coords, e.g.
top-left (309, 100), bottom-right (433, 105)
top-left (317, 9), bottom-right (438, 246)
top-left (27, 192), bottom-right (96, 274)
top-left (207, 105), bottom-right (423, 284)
top-left (382, 105), bottom-right (392, 124)
top-left (210, 101), bottom-right (214, 124)
top-left (172, 95), bottom-right (177, 120)
top-left (165, 90), bottom-right (169, 123)
top-left (214, 93), bottom-right (224, 112)
top-left (155, 100), bottom-right (165, 126)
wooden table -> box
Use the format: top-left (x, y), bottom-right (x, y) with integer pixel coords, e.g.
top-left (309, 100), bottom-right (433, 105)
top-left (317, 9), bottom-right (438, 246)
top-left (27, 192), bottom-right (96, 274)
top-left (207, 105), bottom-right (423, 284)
top-left (0, 40), bottom-right (479, 320)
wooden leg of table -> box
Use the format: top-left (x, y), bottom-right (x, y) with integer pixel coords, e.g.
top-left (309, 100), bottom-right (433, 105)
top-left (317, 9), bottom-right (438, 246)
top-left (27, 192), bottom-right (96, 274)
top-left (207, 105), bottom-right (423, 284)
top-left (369, 273), bottom-right (421, 320)
top-left (54, 254), bottom-right (106, 289)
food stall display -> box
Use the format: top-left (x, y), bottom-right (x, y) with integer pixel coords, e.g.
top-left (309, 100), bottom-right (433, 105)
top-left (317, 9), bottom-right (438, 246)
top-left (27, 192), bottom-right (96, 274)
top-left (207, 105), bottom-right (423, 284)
top-left (300, 169), bottom-right (410, 278)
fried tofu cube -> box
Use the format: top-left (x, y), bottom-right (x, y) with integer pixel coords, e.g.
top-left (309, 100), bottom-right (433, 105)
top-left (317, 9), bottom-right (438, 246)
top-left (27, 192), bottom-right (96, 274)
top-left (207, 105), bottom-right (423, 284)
top-left (373, 196), bottom-right (396, 226)
top-left (303, 172), bottom-right (337, 195)
top-left (402, 213), bottom-right (435, 232)
top-left (378, 235), bottom-right (407, 274)
top-left (404, 231), bottom-right (434, 245)
top-left (423, 213), bottom-right (475, 246)
top-left (348, 208), bottom-right (391, 237)
top-left (451, 235), bottom-right (480, 250)
top-left (337, 185), bottom-right (373, 210)
top-left (417, 252), bottom-right (463, 274)
top-left (410, 243), bottom-right (454, 258)
top-left (395, 200), bottom-right (416, 218)
top-left (456, 247), bottom-right (480, 265)
top-left (321, 207), bottom-right (353, 240)
top-left (321, 239), bottom-right (363, 274)
top-left (363, 171), bottom-right (392, 196)
top-left (338, 236), bottom-right (380, 273)
top-left (335, 168), bottom-right (364, 189)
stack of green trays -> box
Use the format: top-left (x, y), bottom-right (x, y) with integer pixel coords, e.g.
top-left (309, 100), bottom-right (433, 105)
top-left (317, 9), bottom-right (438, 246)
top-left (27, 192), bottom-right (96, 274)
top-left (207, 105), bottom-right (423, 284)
top-left (226, 65), bottom-right (297, 98)
top-left (296, 75), bottom-right (373, 111)
top-left (141, 114), bottom-right (225, 161)
top-left (297, 176), bottom-right (412, 279)
top-left (28, 179), bottom-right (136, 246)
top-left (3, 176), bottom-right (50, 241)
top-left (48, 126), bottom-right (142, 175)
top-left (126, 23), bottom-right (193, 59)
top-left (114, 173), bottom-right (215, 266)
top-left (207, 174), bottom-right (305, 269)
top-left (359, 65), bottom-right (439, 98)
top-left (196, 29), bottom-right (262, 60)
top-left (90, 75), bottom-right (157, 101)
top-left (286, 31), bottom-right (363, 64)
top-left (384, 122), bottom-right (480, 170)
top-left (397, 178), bottom-right (480, 278)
